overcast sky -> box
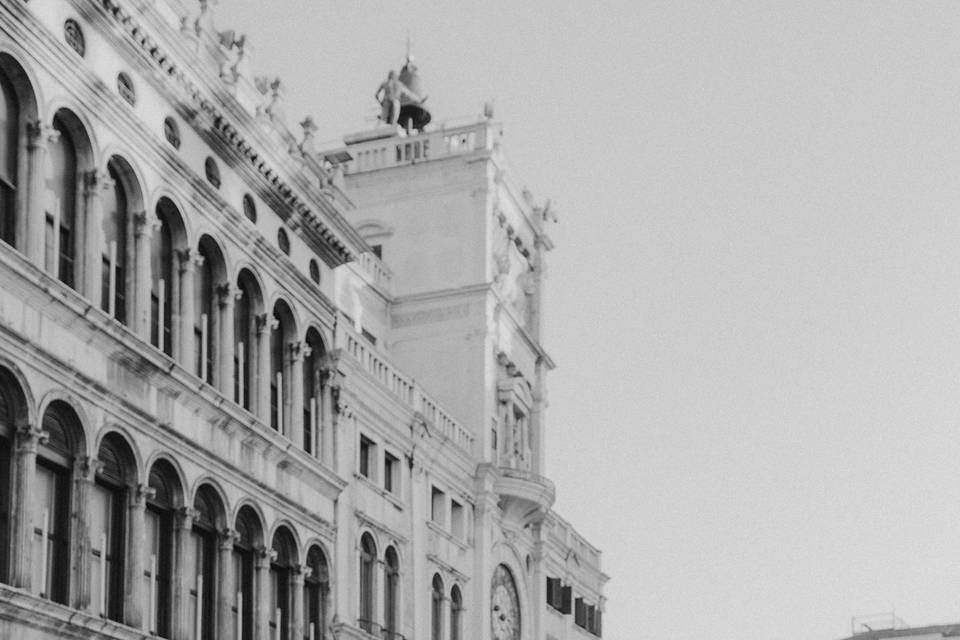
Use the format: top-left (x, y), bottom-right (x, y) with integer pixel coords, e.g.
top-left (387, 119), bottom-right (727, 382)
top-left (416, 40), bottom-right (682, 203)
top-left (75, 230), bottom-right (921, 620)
top-left (224, 2), bottom-right (960, 638)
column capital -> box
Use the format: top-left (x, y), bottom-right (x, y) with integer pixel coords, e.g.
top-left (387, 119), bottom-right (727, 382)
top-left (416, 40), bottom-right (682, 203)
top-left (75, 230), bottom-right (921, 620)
top-left (176, 506), bottom-right (200, 530)
top-left (131, 483), bottom-right (156, 508)
top-left (292, 563), bottom-right (311, 579)
top-left (73, 455), bottom-right (102, 482)
top-left (26, 120), bottom-right (59, 148)
top-left (83, 168), bottom-right (114, 196)
top-left (177, 247), bottom-right (204, 272)
top-left (14, 424), bottom-right (47, 452)
top-left (288, 341), bottom-right (304, 363)
top-left (216, 282), bottom-right (236, 306)
top-left (219, 527), bottom-right (241, 550)
top-left (255, 546), bottom-right (277, 568)
top-left (255, 312), bottom-right (271, 335)
top-left (133, 210), bottom-right (161, 235)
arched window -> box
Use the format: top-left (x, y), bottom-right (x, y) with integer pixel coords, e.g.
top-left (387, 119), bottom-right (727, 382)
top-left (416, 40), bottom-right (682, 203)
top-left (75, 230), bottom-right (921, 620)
top-left (46, 114), bottom-right (78, 288)
top-left (384, 546), bottom-right (399, 636)
top-left (277, 228), bottom-right (290, 255)
top-left (242, 194), bottom-right (256, 223)
top-left (117, 73), bottom-right (136, 106)
top-left (358, 533), bottom-right (376, 634)
top-left (0, 69), bottom-right (19, 246)
top-left (151, 198), bottom-right (184, 358)
top-left (195, 236), bottom-right (226, 385)
top-left (270, 301), bottom-right (296, 434)
top-left (92, 433), bottom-right (135, 622)
top-left (163, 117), bottom-right (180, 150)
top-left (63, 19), bottom-right (85, 56)
top-left (36, 401), bottom-right (84, 605)
top-left (145, 459), bottom-right (181, 638)
top-left (234, 506), bottom-right (261, 640)
top-left (0, 367), bottom-right (27, 585)
top-left (450, 585), bottom-right (463, 640)
top-left (308, 259), bottom-right (320, 285)
top-left (303, 328), bottom-right (326, 456)
top-left (234, 269), bottom-right (263, 412)
top-left (431, 574), bottom-right (444, 640)
top-left (271, 527), bottom-right (298, 640)
top-left (304, 546), bottom-right (329, 640)
top-left (192, 485), bottom-right (222, 639)
top-left (100, 159), bottom-right (130, 324)
top-left (204, 157), bottom-right (220, 189)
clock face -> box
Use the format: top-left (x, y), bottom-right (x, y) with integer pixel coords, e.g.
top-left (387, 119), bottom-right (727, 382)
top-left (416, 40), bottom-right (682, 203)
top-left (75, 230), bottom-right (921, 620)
top-left (491, 564), bottom-right (521, 640)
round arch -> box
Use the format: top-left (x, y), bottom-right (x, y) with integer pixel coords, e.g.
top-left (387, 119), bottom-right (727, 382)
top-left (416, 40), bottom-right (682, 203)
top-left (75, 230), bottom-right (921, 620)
top-left (36, 390), bottom-right (90, 457)
top-left (102, 151), bottom-right (147, 212)
top-left (0, 46), bottom-right (44, 118)
top-left (92, 424), bottom-right (143, 482)
top-left (0, 359), bottom-right (36, 429)
top-left (47, 103), bottom-right (98, 171)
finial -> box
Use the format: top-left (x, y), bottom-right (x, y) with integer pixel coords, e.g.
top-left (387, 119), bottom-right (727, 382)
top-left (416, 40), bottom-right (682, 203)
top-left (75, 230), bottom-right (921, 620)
top-left (406, 31), bottom-right (411, 64)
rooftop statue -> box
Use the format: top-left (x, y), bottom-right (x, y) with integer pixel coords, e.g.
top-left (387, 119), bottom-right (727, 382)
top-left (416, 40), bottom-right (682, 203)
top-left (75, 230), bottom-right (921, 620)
top-left (375, 70), bottom-right (421, 126)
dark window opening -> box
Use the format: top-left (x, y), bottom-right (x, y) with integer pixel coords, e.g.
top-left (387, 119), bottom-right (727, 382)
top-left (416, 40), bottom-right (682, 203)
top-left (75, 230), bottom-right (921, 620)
top-left (204, 157), bottom-right (220, 189)
top-left (163, 117), bottom-right (180, 149)
top-left (64, 19), bottom-right (85, 56)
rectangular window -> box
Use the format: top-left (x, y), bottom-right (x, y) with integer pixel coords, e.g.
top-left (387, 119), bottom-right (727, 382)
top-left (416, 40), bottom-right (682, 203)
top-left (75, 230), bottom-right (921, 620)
top-left (359, 435), bottom-right (373, 479)
top-left (384, 451), bottom-right (399, 493)
top-left (450, 499), bottom-right (464, 538)
top-left (561, 586), bottom-right (572, 614)
top-left (575, 597), bottom-right (586, 628)
top-left (430, 486), bottom-right (445, 527)
top-left (546, 577), bottom-right (564, 611)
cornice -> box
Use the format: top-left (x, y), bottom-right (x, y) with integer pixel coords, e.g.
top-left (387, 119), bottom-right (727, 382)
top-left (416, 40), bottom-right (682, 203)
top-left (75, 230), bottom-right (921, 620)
top-left (0, 4), bottom-right (339, 325)
top-left (75, 0), bottom-right (368, 265)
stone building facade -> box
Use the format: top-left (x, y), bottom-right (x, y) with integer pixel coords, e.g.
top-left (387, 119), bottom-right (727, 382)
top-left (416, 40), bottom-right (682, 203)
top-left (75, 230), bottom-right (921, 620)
top-left (0, 1), bottom-right (607, 640)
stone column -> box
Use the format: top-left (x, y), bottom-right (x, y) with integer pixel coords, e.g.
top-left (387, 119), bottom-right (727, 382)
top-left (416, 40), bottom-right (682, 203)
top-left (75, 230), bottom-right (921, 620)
top-left (23, 122), bottom-right (58, 265)
top-left (132, 211), bottom-right (158, 341)
top-left (287, 342), bottom-right (305, 448)
top-left (82, 169), bottom-right (113, 305)
top-left (174, 507), bottom-right (198, 640)
top-left (254, 313), bottom-right (273, 423)
top-left (502, 400), bottom-right (516, 468)
top-left (177, 249), bottom-right (203, 373)
top-left (217, 283), bottom-right (236, 398)
top-left (319, 350), bottom-right (342, 469)
top-left (375, 558), bottom-right (385, 634)
top-left (529, 521), bottom-right (546, 640)
top-left (291, 564), bottom-right (308, 640)
top-left (72, 455), bottom-right (98, 611)
top-left (9, 424), bottom-right (46, 590)
top-left (123, 483), bottom-right (154, 629)
top-left (218, 528), bottom-right (240, 640)
top-left (255, 547), bottom-right (277, 640)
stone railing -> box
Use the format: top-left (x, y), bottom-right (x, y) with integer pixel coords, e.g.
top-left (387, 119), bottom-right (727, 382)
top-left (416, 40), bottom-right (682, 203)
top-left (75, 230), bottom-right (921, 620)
top-left (339, 322), bottom-right (475, 456)
top-left (356, 251), bottom-right (393, 294)
top-left (548, 516), bottom-right (602, 568)
top-left (339, 121), bottom-right (492, 175)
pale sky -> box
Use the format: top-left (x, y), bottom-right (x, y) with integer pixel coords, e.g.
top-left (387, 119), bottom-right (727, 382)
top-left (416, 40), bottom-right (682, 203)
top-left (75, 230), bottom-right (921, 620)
top-left (225, 2), bottom-right (960, 639)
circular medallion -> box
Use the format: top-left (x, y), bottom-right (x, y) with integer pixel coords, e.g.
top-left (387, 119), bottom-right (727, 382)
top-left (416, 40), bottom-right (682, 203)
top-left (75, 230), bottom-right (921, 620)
top-left (491, 564), bottom-right (521, 640)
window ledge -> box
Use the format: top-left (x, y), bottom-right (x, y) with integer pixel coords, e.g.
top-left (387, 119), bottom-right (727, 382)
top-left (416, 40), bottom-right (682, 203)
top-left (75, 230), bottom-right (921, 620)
top-left (426, 519), bottom-right (469, 550)
top-left (353, 472), bottom-right (405, 510)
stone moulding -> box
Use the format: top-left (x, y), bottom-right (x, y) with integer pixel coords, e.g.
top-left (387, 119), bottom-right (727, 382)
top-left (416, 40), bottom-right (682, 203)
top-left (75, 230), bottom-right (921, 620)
top-left (93, 0), bottom-right (362, 266)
